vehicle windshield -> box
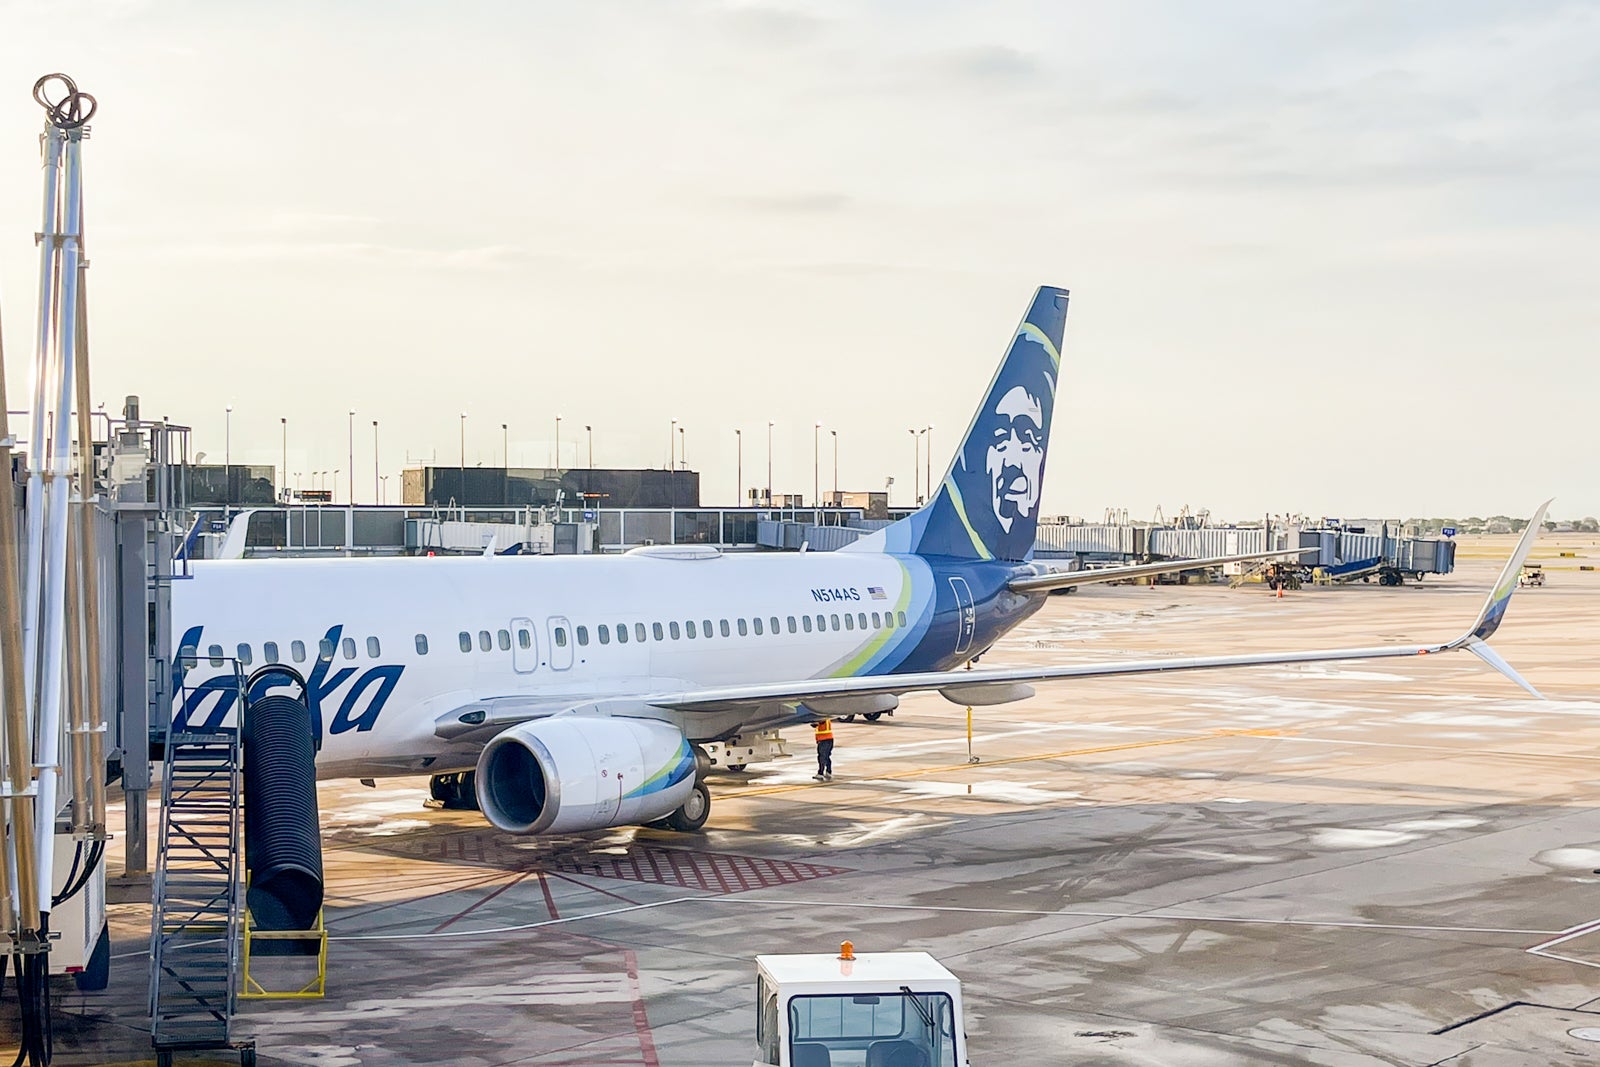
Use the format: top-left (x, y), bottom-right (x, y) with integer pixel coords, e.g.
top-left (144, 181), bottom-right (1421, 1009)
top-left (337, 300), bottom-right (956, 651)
top-left (788, 992), bottom-right (956, 1067)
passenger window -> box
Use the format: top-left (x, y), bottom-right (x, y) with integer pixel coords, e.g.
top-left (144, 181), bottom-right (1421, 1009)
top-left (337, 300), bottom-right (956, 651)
top-left (720, 619), bottom-right (731, 637)
top-left (635, 623), bottom-right (647, 643)
top-left (703, 618), bottom-right (714, 638)
top-left (208, 644), bottom-right (224, 666)
top-left (368, 636), bottom-right (382, 658)
top-left (872, 612), bottom-right (881, 628)
top-left (553, 628), bottom-right (567, 648)
top-left (897, 611), bottom-right (907, 626)
top-left (177, 644), bottom-right (198, 669)
top-left (815, 614), bottom-right (826, 632)
top-left (291, 640), bottom-right (306, 663)
top-left (342, 637), bottom-right (357, 660)
top-left (653, 622), bottom-right (664, 641)
top-left (771, 616), bottom-right (781, 634)
top-left (263, 641), bottom-right (280, 663)
top-left (416, 634), bottom-right (429, 655)
top-left (686, 620), bottom-right (698, 639)
top-left (752, 617), bottom-right (763, 636)
top-left (738, 618), bottom-right (749, 636)
top-left (844, 614), bottom-right (854, 631)
top-left (478, 630), bottom-right (491, 652)
top-left (830, 614), bottom-right (840, 631)
top-left (858, 613), bottom-right (868, 630)
top-left (617, 623), bottom-right (629, 644)
top-left (576, 625), bottom-right (589, 646)
top-left (669, 621), bottom-right (681, 640)
top-left (802, 616), bottom-right (813, 633)
top-left (236, 643), bottom-right (252, 666)
top-left (787, 616), bottom-right (797, 634)
top-left (518, 628), bottom-right (532, 650)
top-left (459, 631), bottom-right (472, 653)
top-left (497, 629), bottom-right (511, 651)
top-left (598, 625), bottom-right (611, 645)
top-left (318, 639), bottom-right (334, 662)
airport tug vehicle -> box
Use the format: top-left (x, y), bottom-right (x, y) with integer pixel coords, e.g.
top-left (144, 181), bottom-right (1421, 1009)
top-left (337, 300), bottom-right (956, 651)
top-left (755, 943), bottom-right (967, 1066)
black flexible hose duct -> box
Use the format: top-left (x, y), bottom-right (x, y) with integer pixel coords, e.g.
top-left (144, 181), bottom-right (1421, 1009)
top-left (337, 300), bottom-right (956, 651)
top-left (242, 691), bottom-right (323, 934)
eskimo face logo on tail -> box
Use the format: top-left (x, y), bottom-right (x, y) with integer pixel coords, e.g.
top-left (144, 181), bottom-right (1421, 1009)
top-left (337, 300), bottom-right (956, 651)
top-left (951, 345), bottom-right (1055, 561)
top-left (174, 624), bottom-right (403, 737)
top-left (985, 384), bottom-right (1045, 534)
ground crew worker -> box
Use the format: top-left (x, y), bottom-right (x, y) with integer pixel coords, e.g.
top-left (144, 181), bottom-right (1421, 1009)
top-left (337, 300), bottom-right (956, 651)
top-left (812, 719), bottom-right (835, 781)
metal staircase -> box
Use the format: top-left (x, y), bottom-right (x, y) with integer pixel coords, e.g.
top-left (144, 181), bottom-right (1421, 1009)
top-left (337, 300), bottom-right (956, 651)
top-left (149, 669), bottom-right (254, 1065)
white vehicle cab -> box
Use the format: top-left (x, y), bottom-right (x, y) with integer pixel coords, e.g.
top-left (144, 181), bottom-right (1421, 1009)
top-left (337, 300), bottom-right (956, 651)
top-left (755, 943), bottom-right (966, 1067)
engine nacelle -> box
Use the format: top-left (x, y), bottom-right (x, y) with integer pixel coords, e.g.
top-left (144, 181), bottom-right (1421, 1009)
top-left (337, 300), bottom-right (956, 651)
top-left (475, 716), bottom-right (697, 834)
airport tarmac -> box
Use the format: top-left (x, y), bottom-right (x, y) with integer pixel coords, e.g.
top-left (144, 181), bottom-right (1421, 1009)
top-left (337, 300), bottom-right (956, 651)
top-left (25, 534), bottom-right (1600, 1066)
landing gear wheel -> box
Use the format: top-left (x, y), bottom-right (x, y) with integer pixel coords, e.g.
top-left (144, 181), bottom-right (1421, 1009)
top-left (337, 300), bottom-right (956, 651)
top-left (840, 714), bottom-right (856, 723)
top-left (726, 764), bottom-right (747, 772)
top-left (429, 771), bottom-right (480, 810)
top-left (665, 781), bottom-right (711, 832)
top-left (863, 712), bottom-right (883, 722)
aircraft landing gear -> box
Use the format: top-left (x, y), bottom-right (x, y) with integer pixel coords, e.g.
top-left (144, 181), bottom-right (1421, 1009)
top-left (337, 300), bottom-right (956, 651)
top-left (663, 781), bottom-right (711, 833)
top-left (429, 771), bottom-right (479, 810)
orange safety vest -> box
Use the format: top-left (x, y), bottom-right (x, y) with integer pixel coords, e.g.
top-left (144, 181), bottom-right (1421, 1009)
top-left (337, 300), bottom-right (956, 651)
top-left (813, 720), bottom-right (834, 741)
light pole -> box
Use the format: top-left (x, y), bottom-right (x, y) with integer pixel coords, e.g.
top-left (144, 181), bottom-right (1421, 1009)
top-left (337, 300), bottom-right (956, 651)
top-left (224, 404), bottom-right (232, 515)
top-left (379, 475), bottom-right (388, 504)
top-left (371, 420), bottom-right (379, 505)
top-left (459, 412), bottom-right (466, 507)
top-left (813, 421), bottom-right (821, 508)
top-left (735, 428), bottom-right (742, 506)
top-left (554, 415), bottom-right (562, 470)
top-left (923, 424), bottom-right (933, 500)
top-left (766, 419), bottom-right (774, 507)
top-left (345, 412), bottom-right (355, 508)
top-left (678, 425), bottom-right (686, 469)
top-left (501, 423), bottom-right (508, 468)
top-left (669, 418), bottom-right (677, 471)
top-left (831, 429), bottom-right (838, 502)
top-left (280, 417), bottom-right (287, 504)
top-left (585, 424), bottom-right (593, 469)
top-left (909, 428), bottom-right (919, 505)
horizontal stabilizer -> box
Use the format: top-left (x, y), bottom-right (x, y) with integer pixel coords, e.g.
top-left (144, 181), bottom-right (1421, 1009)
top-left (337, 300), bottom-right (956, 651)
top-left (1008, 549), bottom-right (1303, 594)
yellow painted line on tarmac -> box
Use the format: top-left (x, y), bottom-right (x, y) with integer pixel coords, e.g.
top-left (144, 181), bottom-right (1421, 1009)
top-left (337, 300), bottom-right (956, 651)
top-left (728, 728), bottom-right (1290, 799)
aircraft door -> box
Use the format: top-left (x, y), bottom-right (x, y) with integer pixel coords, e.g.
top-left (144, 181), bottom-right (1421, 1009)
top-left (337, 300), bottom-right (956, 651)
top-left (948, 576), bottom-right (976, 657)
top-left (547, 616), bottom-right (573, 671)
top-left (511, 617), bottom-right (538, 674)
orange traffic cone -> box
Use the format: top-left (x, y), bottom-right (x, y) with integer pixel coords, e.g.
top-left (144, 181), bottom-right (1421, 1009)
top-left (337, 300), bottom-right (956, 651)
top-left (1276, 583), bottom-right (1283, 599)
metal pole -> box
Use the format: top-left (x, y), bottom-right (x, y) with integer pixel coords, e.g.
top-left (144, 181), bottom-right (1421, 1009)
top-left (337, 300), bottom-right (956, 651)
top-left (0, 258), bottom-right (41, 942)
top-left (766, 420), bottom-right (773, 507)
top-left (347, 408), bottom-right (354, 504)
top-left (813, 422), bottom-right (819, 508)
top-left (223, 404), bottom-right (231, 516)
top-left (909, 429), bottom-right (918, 506)
top-left (459, 412), bottom-right (466, 508)
top-left (831, 429), bottom-right (838, 503)
top-left (925, 424), bottom-right (933, 500)
top-left (33, 122), bottom-right (89, 915)
top-left (71, 247), bottom-right (107, 840)
top-left (735, 429), bottom-right (741, 506)
top-left (555, 415), bottom-right (561, 469)
top-left (586, 425), bottom-right (592, 469)
top-left (372, 420), bottom-right (379, 504)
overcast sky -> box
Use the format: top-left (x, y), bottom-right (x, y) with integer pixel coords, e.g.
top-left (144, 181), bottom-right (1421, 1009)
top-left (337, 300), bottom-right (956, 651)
top-left (0, 1), bottom-right (1595, 520)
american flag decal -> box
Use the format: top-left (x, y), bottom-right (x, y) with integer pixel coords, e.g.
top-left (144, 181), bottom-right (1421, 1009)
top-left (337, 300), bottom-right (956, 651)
top-left (867, 586), bottom-right (887, 600)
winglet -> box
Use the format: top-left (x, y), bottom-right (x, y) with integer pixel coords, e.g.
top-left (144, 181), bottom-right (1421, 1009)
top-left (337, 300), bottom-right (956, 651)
top-left (1464, 640), bottom-right (1544, 699)
top-left (1449, 499), bottom-right (1550, 648)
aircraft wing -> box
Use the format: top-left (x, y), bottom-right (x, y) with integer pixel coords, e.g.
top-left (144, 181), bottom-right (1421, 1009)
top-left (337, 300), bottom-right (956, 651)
top-left (432, 505), bottom-right (1547, 740)
top-left (1008, 548), bottom-right (1305, 594)
top-left (652, 504), bottom-right (1549, 714)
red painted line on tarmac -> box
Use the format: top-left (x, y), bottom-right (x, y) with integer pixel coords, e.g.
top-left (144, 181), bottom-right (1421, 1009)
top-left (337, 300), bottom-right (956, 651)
top-left (539, 870), bottom-right (561, 919)
top-left (429, 872), bottom-right (530, 934)
top-left (625, 949), bottom-right (661, 1067)
top-left (544, 868), bottom-right (642, 906)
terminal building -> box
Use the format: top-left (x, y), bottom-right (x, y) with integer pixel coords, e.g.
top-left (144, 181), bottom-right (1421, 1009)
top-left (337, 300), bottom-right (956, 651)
top-left (401, 465), bottom-right (701, 509)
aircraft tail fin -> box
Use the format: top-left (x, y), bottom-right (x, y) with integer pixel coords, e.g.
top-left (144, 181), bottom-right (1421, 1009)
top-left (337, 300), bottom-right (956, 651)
top-left (843, 286), bottom-right (1068, 562)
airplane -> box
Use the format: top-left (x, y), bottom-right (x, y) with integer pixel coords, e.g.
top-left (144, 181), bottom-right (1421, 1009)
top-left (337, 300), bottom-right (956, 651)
top-left (170, 286), bottom-right (1548, 836)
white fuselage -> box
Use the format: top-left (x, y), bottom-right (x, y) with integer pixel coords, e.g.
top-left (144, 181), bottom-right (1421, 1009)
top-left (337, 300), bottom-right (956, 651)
top-left (172, 550), bottom-right (933, 778)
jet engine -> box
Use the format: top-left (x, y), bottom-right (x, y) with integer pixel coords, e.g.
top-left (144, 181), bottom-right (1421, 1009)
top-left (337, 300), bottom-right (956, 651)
top-left (474, 716), bottom-right (699, 834)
